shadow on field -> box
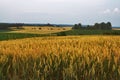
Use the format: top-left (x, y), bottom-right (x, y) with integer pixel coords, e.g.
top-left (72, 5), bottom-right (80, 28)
top-left (0, 33), bottom-right (49, 41)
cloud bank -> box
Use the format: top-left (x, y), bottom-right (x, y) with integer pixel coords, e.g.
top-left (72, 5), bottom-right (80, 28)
top-left (103, 8), bottom-right (120, 14)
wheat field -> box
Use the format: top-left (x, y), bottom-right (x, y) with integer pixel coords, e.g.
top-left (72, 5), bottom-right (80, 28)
top-left (9, 26), bottom-right (72, 34)
top-left (0, 36), bottom-right (120, 80)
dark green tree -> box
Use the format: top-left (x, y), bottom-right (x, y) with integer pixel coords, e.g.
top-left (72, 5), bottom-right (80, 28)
top-left (94, 23), bottom-right (99, 29)
top-left (107, 22), bottom-right (112, 30)
top-left (72, 23), bottom-right (82, 29)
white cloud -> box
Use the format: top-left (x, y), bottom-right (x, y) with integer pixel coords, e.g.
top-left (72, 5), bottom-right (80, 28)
top-left (103, 8), bottom-right (120, 14)
top-left (113, 8), bottom-right (120, 13)
top-left (103, 9), bottom-right (111, 14)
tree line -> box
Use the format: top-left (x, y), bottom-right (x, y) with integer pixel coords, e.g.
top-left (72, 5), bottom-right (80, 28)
top-left (0, 23), bottom-right (62, 30)
top-left (72, 22), bottom-right (112, 30)
top-left (0, 23), bottom-right (24, 30)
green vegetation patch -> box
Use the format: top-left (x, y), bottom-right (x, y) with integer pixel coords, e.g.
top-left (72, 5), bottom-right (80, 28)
top-left (0, 29), bottom-right (120, 41)
top-left (55, 30), bottom-right (120, 36)
top-left (0, 33), bottom-right (48, 41)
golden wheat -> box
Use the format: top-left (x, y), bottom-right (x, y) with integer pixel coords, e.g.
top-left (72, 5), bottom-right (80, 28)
top-left (0, 36), bottom-right (120, 80)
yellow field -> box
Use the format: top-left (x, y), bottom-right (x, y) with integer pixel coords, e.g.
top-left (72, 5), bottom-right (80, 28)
top-left (9, 26), bottom-right (72, 34)
top-left (112, 27), bottom-right (120, 30)
top-left (0, 36), bottom-right (120, 80)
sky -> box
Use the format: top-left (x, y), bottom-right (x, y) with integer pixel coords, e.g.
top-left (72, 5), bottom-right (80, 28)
top-left (0, 0), bottom-right (120, 26)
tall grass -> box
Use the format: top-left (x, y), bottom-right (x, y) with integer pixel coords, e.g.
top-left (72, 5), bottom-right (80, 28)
top-left (0, 36), bottom-right (120, 80)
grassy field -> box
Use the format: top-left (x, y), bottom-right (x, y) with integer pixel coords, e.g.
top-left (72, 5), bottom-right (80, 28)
top-left (8, 26), bottom-right (72, 34)
top-left (0, 36), bottom-right (120, 80)
top-left (0, 26), bottom-right (120, 41)
top-left (0, 33), bottom-right (48, 41)
top-left (9, 27), bottom-right (120, 35)
top-left (0, 26), bottom-right (71, 41)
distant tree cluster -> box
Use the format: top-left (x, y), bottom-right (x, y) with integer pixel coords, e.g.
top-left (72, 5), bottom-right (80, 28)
top-left (72, 22), bottom-right (112, 30)
top-left (0, 23), bottom-right (74, 30)
top-left (0, 23), bottom-right (23, 30)
top-left (72, 23), bottom-right (82, 29)
top-left (45, 23), bottom-right (55, 27)
top-left (94, 22), bottom-right (112, 30)
top-left (0, 23), bottom-right (56, 30)
top-left (0, 23), bottom-right (10, 30)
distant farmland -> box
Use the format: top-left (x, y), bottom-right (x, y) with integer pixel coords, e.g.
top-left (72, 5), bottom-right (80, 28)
top-left (7, 26), bottom-right (72, 34)
top-left (112, 27), bottom-right (120, 30)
